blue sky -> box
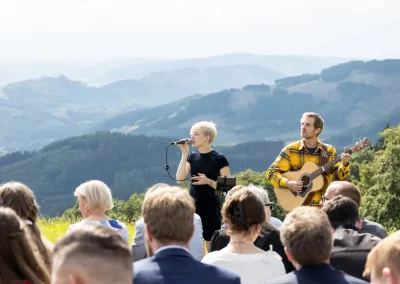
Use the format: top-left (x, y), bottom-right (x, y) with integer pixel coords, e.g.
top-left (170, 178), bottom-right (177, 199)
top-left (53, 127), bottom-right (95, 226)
top-left (0, 0), bottom-right (397, 59)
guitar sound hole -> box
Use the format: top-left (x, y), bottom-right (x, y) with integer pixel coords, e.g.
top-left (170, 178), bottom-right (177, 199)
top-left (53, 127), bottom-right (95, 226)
top-left (301, 175), bottom-right (311, 188)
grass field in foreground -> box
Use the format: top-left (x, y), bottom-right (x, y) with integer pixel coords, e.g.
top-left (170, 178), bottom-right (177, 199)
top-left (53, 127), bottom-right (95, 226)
top-left (38, 217), bottom-right (136, 245)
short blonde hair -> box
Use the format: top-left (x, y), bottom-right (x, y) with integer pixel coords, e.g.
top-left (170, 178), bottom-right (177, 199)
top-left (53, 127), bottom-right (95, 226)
top-left (190, 121), bottom-right (217, 143)
top-left (363, 230), bottom-right (400, 280)
top-left (142, 186), bottom-right (195, 244)
top-left (74, 180), bottom-right (113, 211)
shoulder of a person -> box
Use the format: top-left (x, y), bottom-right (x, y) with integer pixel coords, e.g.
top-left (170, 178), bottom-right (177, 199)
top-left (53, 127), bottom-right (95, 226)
top-left (363, 218), bottom-right (385, 230)
top-left (68, 220), bottom-right (85, 230)
top-left (202, 250), bottom-right (222, 262)
top-left (285, 140), bottom-right (302, 150)
top-left (135, 217), bottom-right (144, 226)
top-left (341, 270), bottom-right (369, 283)
top-left (199, 260), bottom-right (241, 281)
top-left (319, 142), bottom-right (337, 152)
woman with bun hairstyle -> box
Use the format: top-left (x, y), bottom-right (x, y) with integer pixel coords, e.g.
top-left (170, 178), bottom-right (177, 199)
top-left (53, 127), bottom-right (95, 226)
top-left (176, 121), bottom-right (230, 248)
top-left (202, 188), bottom-right (286, 283)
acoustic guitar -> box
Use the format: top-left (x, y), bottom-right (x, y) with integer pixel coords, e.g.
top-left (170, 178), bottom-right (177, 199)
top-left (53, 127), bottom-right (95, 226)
top-left (274, 138), bottom-right (371, 212)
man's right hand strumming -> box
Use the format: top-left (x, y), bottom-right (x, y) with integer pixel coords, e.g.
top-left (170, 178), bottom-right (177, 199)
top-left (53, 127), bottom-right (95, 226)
top-left (286, 180), bottom-right (304, 193)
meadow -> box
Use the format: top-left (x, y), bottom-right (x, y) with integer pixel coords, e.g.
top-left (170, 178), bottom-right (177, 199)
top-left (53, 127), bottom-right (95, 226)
top-left (38, 217), bottom-right (136, 245)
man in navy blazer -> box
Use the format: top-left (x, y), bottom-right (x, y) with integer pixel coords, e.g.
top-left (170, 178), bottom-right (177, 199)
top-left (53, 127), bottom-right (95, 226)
top-left (268, 207), bottom-right (367, 284)
top-left (133, 185), bottom-right (240, 284)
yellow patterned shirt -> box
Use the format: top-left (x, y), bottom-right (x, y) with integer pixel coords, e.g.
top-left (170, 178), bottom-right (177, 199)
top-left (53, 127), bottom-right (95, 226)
top-left (266, 138), bottom-right (350, 205)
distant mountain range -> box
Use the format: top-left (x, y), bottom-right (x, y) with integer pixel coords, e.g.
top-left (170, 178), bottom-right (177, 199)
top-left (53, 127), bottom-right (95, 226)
top-left (0, 64), bottom-right (282, 153)
top-left (94, 53), bottom-right (352, 85)
top-left (96, 59), bottom-right (400, 150)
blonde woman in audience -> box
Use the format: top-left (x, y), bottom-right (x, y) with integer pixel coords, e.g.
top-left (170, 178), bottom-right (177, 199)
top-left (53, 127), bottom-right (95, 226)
top-left (52, 223), bottom-right (132, 284)
top-left (202, 188), bottom-right (286, 283)
top-left (363, 230), bottom-right (400, 284)
top-left (68, 180), bottom-right (129, 242)
top-left (0, 181), bottom-right (52, 268)
top-left (0, 207), bottom-right (50, 284)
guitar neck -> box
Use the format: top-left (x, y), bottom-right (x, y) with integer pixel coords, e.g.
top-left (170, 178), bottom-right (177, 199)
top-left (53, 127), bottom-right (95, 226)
top-left (309, 154), bottom-right (344, 180)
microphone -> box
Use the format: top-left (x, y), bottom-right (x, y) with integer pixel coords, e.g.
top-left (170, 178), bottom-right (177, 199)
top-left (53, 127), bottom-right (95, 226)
top-left (170, 139), bottom-right (192, 145)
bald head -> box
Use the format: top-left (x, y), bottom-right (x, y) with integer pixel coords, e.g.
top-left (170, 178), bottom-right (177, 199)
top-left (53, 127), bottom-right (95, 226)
top-left (325, 181), bottom-right (361, 207)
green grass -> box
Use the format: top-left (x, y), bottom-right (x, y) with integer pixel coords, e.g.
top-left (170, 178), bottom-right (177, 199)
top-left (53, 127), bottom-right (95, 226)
top-left (38, 217), bottom-right (135, 245)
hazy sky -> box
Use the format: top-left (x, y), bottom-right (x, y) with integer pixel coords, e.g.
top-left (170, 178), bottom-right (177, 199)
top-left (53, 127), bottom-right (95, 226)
top-left (0, 0), bottom-right (397, 60)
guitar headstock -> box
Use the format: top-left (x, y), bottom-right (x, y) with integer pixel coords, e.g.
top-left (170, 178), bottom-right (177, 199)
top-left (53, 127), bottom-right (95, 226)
top-left (350, 138), bottom-right (372, 153)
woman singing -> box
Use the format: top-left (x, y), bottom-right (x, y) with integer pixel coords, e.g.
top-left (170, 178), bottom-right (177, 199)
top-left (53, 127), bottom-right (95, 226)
top-left (176, 121), bottom-right (230, 248)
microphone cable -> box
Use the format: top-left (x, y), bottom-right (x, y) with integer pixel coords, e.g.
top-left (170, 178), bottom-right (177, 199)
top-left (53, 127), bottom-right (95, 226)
top-left (165, 143), bottom-right (192, 182)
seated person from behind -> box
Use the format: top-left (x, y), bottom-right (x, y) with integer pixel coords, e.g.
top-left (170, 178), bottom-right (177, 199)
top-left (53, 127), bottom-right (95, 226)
top-left (132, 183), bottom-right (204, 261)
top-left (133, 185), bottom-right (240, 284)
top-left (52, 223), bottom-right (132, 284)
top-left (363, 230), bottom-right (400, 284)
top-left (322, 181), bottom-right (388, 238)
top-left (209, 184), bottom-right (293, 273)
top-left (267, 206), bottom-right (367, 284)
top-left (68, 180), bottom-right (129, 242)
top-left (322, 195), bottom-right (381, 280)
top-left (202, 187), bottom-right (286, 284)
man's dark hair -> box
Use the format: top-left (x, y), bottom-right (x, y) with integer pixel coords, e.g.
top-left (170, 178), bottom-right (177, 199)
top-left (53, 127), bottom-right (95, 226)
top-left (321, 195), bottom-right (359, 230)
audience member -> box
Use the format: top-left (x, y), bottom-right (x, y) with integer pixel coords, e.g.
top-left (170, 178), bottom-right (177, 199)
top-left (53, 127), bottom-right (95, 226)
top-left (322, 181), bottom-right (387, 238)
top-left (0, 181), bottom-right (52, 267)
top-left (268, 206), bottom-right (367, 284)
top-left (0, 207), bottom-right (50, 284)
top-left (132, 183), bottom-right (204, 261)
top-left (203, 188), bottom-right (286, 283)
top-left (364, 231), bottom-right (400, 284)
top-left (210, 184), bottom-right (293, 273)
top-left (133, 186), bottom-right (240, 284)
top-left (322, 195), bottom-right (381, 280)
top-left (67, 180), bottom-right (129, 241)
top-left (52, 223), bottom-right (132, 284)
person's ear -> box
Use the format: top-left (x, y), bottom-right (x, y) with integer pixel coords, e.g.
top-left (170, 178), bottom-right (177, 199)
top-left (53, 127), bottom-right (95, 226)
top-left (284, 247), bottom-right (294, 262)
top-left (315, 128), bottom-right (321, 136)
top-left (145, 223), bottom-right (153, 243)
top-left (355, 219), bottom-right (363, 230)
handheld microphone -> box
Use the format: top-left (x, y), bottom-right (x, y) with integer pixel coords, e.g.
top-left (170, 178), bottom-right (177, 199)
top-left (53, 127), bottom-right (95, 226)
top-left (170, 139), bottom-right (192, 145)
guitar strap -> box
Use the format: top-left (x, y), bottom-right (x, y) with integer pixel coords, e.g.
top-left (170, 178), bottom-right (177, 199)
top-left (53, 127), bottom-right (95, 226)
top-left (320, 143), bottom-right (329, 168)
top-left (320, 142), bottom-right (329, 190)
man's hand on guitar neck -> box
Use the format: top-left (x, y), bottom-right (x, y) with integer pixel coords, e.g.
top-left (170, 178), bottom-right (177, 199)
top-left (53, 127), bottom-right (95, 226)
top-left (341, 148), bottom-right (351, 166)
top-left (286, 180), bottom-right (303, 193)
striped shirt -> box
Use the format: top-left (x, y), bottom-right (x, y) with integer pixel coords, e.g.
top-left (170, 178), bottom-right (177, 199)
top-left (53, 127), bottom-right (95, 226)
top-left (68, 219), bottom-right (129, 242)
top-left (266, 138), bottom-right (350, 204)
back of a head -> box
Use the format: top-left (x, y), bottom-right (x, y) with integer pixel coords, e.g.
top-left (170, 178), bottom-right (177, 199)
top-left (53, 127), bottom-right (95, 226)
top-left (0, 207), bottom-right (50, 284)
top-left (280, 206), bottom-right (333, 266)
top-left (321, 195), bottom-right (359, 230)
top-left (52, 223), bottom-right (132, 284)
top-left (142, 186), bottom-right (195, 245)
top-left (364, 231), bottom-right (400, 283)
top-left (0, 181), bottom-right (51, 267)
top-left (222, 188), bottom-right (266, 235)
top-left (330, 181), bottom-right (361, 207)
top-left (145, 183), bottom-right (169, 197)
top-left (0, 181), bottom-right (38, 222)
top-left (74, 180), bottom-right (114, 211)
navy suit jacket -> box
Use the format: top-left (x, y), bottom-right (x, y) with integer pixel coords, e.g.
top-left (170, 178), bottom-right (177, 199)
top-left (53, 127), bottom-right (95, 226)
top-left (133, 247), bottom-right (241, 284)
top-left (267, 263), bottom-right (368, 284)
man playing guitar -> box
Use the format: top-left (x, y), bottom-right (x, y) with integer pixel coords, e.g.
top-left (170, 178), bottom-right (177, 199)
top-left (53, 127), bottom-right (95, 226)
top-left (266, 112), bottom-right (351, 208)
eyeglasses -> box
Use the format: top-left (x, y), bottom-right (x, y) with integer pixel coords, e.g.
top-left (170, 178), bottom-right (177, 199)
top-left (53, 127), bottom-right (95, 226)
top-left (265, 202), bottom-right (274, 211)
top-left (321, 196), bottom-right (329, 203)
